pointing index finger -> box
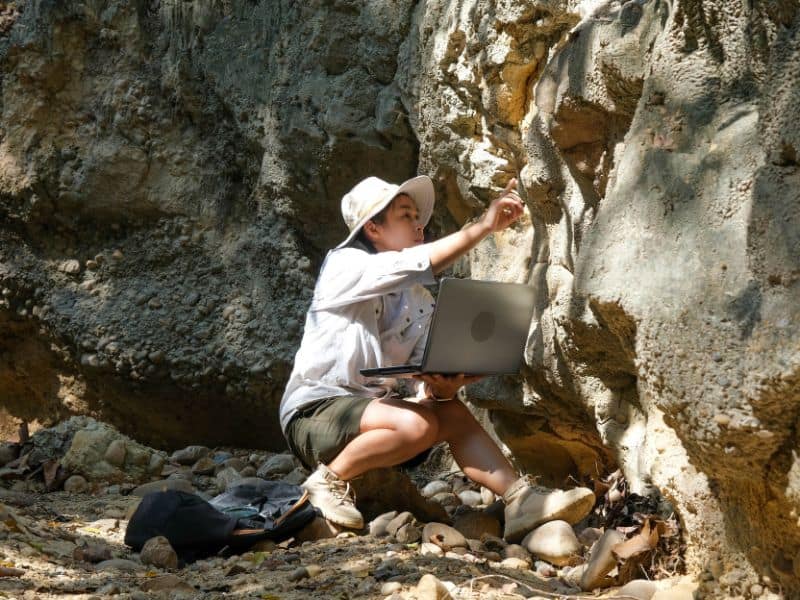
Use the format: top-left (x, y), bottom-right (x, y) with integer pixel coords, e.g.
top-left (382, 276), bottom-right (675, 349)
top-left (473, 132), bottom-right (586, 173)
top-left (503, 177), bottom-right (518, 194)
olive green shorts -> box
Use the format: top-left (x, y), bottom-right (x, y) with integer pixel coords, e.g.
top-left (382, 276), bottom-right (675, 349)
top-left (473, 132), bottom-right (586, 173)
top-left (285, 395), bottom-right (373, 470)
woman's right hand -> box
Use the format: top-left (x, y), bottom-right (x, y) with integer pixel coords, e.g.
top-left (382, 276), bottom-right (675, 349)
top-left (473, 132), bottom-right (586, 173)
top-left (481, 178), bottom-right (525, 233)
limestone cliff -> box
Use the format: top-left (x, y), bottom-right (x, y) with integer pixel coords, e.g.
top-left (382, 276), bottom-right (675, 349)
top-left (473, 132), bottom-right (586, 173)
top-left (1, 0), bottom-right (798, 594)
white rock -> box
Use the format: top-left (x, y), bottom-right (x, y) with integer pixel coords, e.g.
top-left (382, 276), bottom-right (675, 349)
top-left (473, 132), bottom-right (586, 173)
top-left (421, 480), bottom-right (450, 497)
top-left (420, 542), bottom-right (444, 557)
top-left (521, 520), bottom-right (582, 566)
top-left (457, 490), bottom-right (482, 507)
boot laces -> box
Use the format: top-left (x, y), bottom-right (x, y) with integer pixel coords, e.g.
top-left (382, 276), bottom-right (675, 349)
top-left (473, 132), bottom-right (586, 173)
top-left (508, 474), bottom-right (552, 500)
top-left (329, 477), bottom-right (356, 504)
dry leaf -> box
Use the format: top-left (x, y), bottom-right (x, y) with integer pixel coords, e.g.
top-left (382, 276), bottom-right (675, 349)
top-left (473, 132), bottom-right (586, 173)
top-left (612, 520), bottom-right (659, 560)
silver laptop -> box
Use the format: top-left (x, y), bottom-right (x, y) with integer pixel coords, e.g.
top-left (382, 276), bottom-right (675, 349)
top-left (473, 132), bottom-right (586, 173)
top-left (360, 278), bottom-right (536, 377)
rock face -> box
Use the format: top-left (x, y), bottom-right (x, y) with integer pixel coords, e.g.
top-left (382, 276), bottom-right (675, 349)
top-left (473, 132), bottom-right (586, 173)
top-left (0, 0), bottom-right (417, 449)
top-left (1, 0), bottom-right (799, 594)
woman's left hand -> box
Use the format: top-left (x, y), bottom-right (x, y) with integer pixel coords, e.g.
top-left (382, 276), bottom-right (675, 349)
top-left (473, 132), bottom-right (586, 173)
top-left (413, 373), bottom-right (484, 400)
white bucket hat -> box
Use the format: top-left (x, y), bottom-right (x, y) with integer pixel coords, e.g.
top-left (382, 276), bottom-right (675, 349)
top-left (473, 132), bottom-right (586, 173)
top-left (335, 175), bottom-right (435, 249)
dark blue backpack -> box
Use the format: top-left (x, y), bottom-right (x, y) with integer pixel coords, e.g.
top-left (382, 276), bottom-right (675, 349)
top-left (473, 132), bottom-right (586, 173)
top-left (125, 480), bottom-right (315, 562)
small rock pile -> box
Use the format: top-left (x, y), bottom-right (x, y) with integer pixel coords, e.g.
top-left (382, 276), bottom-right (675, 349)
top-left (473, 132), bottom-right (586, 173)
top-left (0, 419), bottom-right (723, 599)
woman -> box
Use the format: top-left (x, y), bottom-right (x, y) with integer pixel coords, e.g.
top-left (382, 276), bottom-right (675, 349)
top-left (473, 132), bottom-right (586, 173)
top-left (279, 175), bottom-right (594, 542)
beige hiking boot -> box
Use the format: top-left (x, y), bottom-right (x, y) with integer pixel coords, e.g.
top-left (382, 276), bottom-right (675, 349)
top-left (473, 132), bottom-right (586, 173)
top-left (502, 475), bottom-right (595, 543)
top-left (301, 464), bottom-right (364, 529)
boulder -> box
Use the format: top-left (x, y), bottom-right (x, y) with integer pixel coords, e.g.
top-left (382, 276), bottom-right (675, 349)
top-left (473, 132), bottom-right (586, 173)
top-left (60, 419), bottom-right (165, 484)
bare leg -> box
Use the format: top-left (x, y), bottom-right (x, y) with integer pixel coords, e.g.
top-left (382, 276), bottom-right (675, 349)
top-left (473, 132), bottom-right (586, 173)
top-left (430, 399), bottom-right (517, 496)
top-left (327, 398), bottom-right (439, 481)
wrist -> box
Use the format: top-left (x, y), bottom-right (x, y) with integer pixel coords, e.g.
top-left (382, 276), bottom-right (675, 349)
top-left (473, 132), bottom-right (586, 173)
top-left (472, 218), bottom-right (494, 238)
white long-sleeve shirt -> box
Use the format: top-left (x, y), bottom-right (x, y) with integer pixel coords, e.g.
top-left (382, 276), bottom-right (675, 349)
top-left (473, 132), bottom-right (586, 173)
top-left (279, 242), bottom-right (436, 434)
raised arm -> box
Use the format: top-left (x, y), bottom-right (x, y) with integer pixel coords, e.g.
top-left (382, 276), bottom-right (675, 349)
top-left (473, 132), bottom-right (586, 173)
top-left (427, 178), bottom-right (525, 275)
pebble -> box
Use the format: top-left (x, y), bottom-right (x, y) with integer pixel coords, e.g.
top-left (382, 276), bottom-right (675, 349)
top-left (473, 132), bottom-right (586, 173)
top-left (73, 543), bottom-right (113, 563)
top-left (457, 490), bottom-right (482, 507)
top-left (534, 559), bottom-right (557, 577)
top-left (521, 520), bottom-right (582, 566)
top-left (288, 566), bottom-right (310, 581)
top-left (95, 559), bottom-right (143, 573)
top-left (216, 467), bottom-right (242, 489)
top-left (211, 451), bottom-right (233, 464)
top-left (257, 454), bottom-right (296, 478)
top-left (420, 542), bottom-right (444, 557)
top-left (369, 511), bottom-right (398, 537)
top-left (64, 475), bottom-right (88, 493)
top-left (60, 259), bottom-right (81, 274)
top-left (140, 535), bottom-right (178, 570)
top-left (222, 457), bottom-right (247, 472)
top-left (395, 523), bottom-right (422, 544)
top-left (141, 574), bottom-right (195, 594)
top-left (386, 511), bottom-right (414, 536)
top-left (104, 439), bottom-right (126, 467)
top-left (500, 557), bottom-right (530, 570)
top-left (431, 492), bottom-right (460, 508)
top-left (341, 558), bottom-right (371, 577)
top-left (381, 581), bottom-right (403, 595)
top-left (191, 457), bottom-right (216, 475)
top-left (171, 446), bottom-right (210, 465)
top-left (421, 480), bottom-right (450, 498)
top-left (415, 573), bottom-right (454, 600)
top-left (422, 523), bottom-right (467, 550)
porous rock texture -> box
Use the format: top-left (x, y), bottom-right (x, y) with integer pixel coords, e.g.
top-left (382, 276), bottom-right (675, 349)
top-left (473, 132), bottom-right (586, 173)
top-left (0, 0), bottom-right (798, 594)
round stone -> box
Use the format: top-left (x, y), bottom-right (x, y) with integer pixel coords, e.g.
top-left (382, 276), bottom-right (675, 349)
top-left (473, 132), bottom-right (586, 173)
top-left (140, 536), bottom-right (178, 570)
top-left (422, 522), bottom-right (467, 550)
top-left (104, 439), bottom-right (127, 467)
top-left (63, 475), bottom-right (88, 494)
top-left (421, 480), bottom-right (450, 497)
top-left (457, 490), bottom-right (482, 507)
top-left (521, 520), bottom-right (582, 566)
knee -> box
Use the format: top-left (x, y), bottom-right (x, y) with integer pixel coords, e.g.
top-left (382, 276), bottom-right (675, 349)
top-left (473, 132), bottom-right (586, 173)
top-left (435, 400), bottom-right (480, 439)
top-left (394, 409), bottom-right (439, 448)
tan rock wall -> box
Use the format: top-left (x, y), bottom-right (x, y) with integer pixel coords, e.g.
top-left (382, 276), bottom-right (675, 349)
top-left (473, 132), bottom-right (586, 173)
top-left (1, 0), bottom-right (799, 593)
